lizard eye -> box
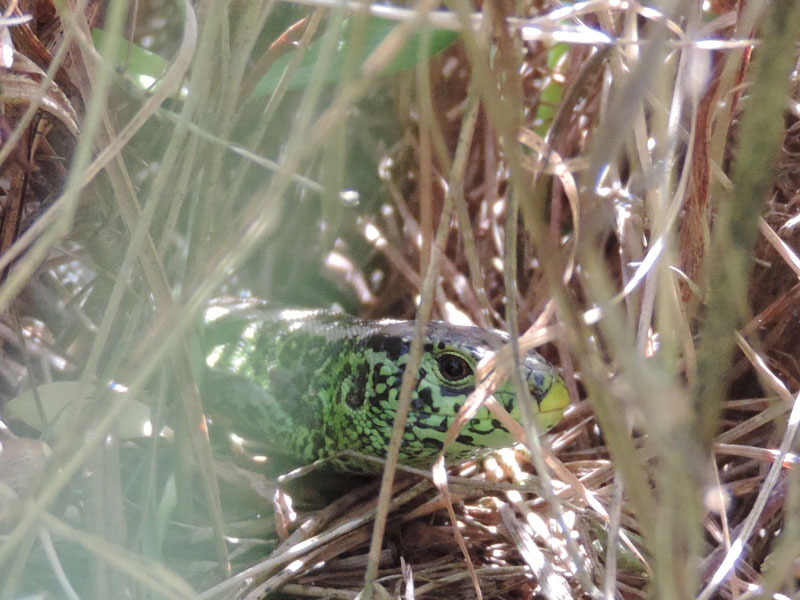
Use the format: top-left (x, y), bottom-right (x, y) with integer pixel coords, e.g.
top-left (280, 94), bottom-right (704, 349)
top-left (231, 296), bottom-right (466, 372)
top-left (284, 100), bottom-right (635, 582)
top-left (436, 352), bottom-right (473, 384)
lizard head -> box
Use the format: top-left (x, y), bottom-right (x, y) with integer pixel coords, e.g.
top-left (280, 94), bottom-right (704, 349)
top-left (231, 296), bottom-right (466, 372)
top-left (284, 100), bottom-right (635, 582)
top-left (322, 320), bottom-right (569, 470)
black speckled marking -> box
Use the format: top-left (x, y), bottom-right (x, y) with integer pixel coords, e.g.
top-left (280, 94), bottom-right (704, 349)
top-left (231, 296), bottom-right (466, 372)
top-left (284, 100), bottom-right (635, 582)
top-left (412, 414), bottom-right (449, 433)
top-left (345, 362), bottom-right (370, 408)
top-left (372, 363), bottom-right (389, 385)
top-left (366, 334), bottom-right (407, 362)
top-left (420, 437), bottom-right (445, 450)
top-left (417, 387), bottom-right (433, 408)
top-left (439, 385), bottom-right (476, 397)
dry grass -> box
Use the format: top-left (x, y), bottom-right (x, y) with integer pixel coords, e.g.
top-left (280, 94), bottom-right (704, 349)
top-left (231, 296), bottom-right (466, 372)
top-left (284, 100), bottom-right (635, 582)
top-left (1, 0), bottom-right (800, 599)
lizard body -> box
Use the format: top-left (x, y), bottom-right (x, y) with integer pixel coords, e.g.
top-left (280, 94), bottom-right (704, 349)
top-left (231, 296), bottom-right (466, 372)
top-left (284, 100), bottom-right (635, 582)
top-left (202, 298), bottom-right (569, 472)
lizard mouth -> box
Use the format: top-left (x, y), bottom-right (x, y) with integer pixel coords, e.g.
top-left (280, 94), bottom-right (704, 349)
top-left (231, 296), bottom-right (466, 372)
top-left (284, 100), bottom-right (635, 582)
top-left (536, 379), bottom-right (570, 429)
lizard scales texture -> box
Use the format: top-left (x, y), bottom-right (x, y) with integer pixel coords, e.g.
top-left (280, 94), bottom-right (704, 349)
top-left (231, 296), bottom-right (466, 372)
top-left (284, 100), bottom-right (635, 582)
top-left (203, 299), bottom-right (569, 472)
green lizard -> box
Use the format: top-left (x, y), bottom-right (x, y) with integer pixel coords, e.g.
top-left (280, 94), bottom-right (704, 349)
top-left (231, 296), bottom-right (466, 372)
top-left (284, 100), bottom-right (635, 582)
top-left (202, 298), bottom-right (569, 472)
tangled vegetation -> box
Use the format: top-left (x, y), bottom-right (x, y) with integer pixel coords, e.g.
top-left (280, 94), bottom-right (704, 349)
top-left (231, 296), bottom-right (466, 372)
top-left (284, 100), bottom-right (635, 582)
top-left (1, 1), bottom-right (800, 599)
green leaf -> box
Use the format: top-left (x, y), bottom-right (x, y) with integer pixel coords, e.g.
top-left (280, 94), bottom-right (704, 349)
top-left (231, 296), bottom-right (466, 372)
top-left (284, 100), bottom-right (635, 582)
top-left (251, 16), bottom-right (458, 98)
top-left (92, 28), bottom-right (170, 91)
top-left (533, 42), bottom-right (568, 136)
top-left (7, 381), bottom-right (156, 441)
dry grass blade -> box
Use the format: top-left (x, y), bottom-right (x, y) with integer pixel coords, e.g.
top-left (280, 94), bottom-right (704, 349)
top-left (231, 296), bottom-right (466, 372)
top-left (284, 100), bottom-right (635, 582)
top-left (693, 0), bottom-right (800, 448)
top-left (499, 503), bottom-right (572, 600)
